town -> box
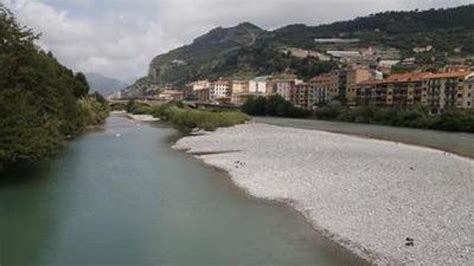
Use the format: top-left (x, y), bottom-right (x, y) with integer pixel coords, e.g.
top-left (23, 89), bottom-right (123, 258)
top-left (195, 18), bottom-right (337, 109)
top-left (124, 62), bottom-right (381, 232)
top-left (113, 62), bottom-right (474, 115)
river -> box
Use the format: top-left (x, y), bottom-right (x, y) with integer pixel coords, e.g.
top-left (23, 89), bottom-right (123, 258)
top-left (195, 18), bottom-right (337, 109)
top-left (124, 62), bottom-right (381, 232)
top-left (0, 116), bottom-right (364, 266)
top-left (255, 117), bottom-right (474, 158)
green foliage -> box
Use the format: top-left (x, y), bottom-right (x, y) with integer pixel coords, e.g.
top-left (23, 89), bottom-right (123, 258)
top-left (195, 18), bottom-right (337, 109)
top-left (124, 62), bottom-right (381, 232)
top-left (0, 90), bottom-right (63, 163)
top-left (73, 72), bottom-right (90, 98)
top-left (150, 103), bottom-right (250, 132)
top-left (217, 43), bottom-right (337, 80)
top-left (241, 95), bottom-right (311, 118)
top-left (125, 100), bottom-right (153, 115)
top-left (77, 97), bottom-right (110, 127)
top-left (271, 5), bottom-right (474, 56)
top-left (313, 105), bottom-right (474, 133)
top-left (0, 5), bottom-right (109, 167)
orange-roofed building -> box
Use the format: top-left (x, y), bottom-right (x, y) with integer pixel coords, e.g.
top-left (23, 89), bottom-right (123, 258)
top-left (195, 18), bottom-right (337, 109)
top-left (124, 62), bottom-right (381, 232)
top-left (353, 70), bottom-right (474, 112)
top-left (422, 71), bottom-right (474, 112)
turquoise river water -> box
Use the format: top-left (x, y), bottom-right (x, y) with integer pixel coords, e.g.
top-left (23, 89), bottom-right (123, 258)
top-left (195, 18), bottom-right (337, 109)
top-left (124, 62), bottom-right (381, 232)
top-left (0, 116), bottom-right (365, 266)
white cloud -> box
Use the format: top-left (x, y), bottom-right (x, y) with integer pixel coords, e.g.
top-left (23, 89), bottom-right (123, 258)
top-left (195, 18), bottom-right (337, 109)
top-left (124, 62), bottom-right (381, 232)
top-left (3, 0), bottom-right (473, 81)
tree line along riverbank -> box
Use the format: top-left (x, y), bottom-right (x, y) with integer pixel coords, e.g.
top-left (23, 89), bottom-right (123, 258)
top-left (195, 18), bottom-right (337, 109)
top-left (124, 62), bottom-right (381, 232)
top-left (0, 6), bottom-right (109, 170)
top-left (241, 95), bottom-right (474, 133)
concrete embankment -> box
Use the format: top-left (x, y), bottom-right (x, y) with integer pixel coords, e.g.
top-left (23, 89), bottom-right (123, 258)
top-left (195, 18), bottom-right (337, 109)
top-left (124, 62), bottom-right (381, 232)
top-left (173, 123), bottom-right (474, 265)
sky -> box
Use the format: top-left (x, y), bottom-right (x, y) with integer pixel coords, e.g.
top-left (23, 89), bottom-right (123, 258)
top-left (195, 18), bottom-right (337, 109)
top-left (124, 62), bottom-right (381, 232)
top-left (3, 0), bottom-right (473, 82)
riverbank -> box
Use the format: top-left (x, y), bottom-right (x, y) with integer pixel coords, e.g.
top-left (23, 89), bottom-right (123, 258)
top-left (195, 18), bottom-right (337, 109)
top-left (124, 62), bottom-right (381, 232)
top-left (173, 123), bottom-right (474, 265)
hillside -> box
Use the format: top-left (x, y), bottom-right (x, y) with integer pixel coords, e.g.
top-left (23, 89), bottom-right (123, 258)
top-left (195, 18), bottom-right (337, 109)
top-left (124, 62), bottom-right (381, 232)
top-left (266, 4), bottom-right (474, 55)
top-left (85, 73), bottom-right (128, 96)
top-left (147, 22), bottom-right (264, 86)
top-left (129, 4), bottom-right (474, 92)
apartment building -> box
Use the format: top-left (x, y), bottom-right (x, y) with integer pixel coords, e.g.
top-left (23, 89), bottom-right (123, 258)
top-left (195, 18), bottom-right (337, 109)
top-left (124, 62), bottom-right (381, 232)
top-left (249, 76), bottom-right (272, 95)
top-left (290, 83), bottom-right (328, 110)
top-left (422, 72), bottom-right (474, 112)
top-left (354, 71), bottom-right (474, 112)
top-left (195, 88), bottom-right (210, 102)
top-left (292, 83), bottom-right (311, 109)
top-left (309, 70), bottom-right (340, 101)
top-left (231, 80), bottom-right (254, 106)
top-left (209, 80), bottom-right (231, 101)
top-left (274, 79), bottom-right (297, 101)
top-left (356, 72), bottom-right (426, 106)
top-left (159, 90), bottom-right (184, 101)
top-left (231, 80), bottom-right (249, 94)
top-left (192, 80), bottom-right (211, 91)
top-left (346, 66), bottom-right (376, 105)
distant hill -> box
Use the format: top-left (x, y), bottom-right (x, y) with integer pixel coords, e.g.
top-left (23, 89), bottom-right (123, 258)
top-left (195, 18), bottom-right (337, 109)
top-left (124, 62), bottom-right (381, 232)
top-left (129, 4), bottom-right (474, 92)
top-left (147, 22), bottom-right (264, 86)
top-left (85, 73), bottom-right (128, 96)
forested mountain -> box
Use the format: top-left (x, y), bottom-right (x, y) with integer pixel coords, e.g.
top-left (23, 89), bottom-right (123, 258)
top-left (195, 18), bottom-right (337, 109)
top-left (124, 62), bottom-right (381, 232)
top-left (85, 72), bottom-right (128, 96)
top-left (130, 4), bottom-right (474, 91)
top-left (0, 5), bottom-right (108, 170)
top-left (266, 4), bottom-right (474, 54)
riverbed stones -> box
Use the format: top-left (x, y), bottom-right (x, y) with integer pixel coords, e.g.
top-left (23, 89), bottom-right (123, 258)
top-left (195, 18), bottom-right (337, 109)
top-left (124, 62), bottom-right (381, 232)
top-left (174, 123), bottom-right (474, 265)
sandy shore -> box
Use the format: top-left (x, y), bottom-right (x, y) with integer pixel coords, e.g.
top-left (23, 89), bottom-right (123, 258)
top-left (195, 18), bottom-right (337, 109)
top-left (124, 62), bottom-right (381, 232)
top-left (173, 123), bottom-right (474, 265)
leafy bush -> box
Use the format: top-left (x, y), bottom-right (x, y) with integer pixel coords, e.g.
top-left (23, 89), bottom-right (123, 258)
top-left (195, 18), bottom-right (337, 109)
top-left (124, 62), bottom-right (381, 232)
top-left (150, 103), bottom-right (250, 132)
top-left (77, 97), bottom-right (110, 127)
top-left (125, 100), bottom-right (153, 115)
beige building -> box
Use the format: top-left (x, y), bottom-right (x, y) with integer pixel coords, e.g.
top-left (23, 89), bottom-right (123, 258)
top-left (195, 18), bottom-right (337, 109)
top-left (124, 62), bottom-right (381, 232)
top-left (231, 80), bottom-right (253, 106)
top-left (310, 70), bottom-right (341, 101)
top-left (192, 80), bottom-right (211, 91)
top-left (346, 66), bottom-right (375, 105)
top-left (159, 90), bottom-right (184, 101)
top-left (249, 76), bottom-right (272, 95)
top-left (231, 80), bottom-right (250, 94)
top-left (422, 71), bottom-right (474, 112)
top-left (209, 80), bottom-right (231, 102)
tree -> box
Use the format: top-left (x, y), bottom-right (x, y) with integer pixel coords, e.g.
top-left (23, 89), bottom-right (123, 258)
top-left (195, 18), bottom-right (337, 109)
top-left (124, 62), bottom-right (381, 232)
top-left (0, 5), bottom-right (108, 169)
top-left (241, 95), bottom-right (310, 118)
top-left (73, 72), bottom-right (90, 97)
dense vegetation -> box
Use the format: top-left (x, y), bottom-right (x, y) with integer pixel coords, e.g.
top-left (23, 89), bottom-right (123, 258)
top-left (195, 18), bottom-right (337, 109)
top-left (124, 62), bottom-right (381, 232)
top-left (241, 95), bottom-right (310, 118)
top-left (0, 6), bottom-right (109, 169)
top-left (269, 4), bottom-right (474, 55)
top-left (313, 105), bottom-right (474, 133)
top-left (125, 101), bottom-right (250, 132)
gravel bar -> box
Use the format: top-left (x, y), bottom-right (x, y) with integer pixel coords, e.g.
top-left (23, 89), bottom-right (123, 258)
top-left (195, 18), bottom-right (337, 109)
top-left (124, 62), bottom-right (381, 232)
top-left (173, 123), bottom-right (473, 265)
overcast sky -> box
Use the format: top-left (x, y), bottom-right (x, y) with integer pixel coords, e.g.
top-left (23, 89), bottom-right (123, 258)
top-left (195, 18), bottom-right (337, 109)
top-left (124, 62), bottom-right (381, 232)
top-left (3, 0), bottom-right (473, 82)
